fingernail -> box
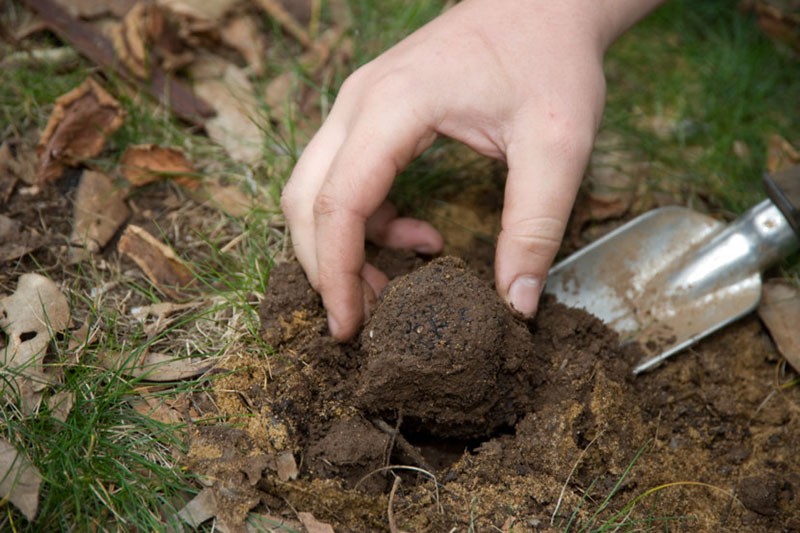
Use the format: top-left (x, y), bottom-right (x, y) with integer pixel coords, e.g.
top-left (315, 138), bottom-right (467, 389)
top-left (507, 276), bottom-right (542, 317)
top-left (414, 243), bottom-right (437, 255)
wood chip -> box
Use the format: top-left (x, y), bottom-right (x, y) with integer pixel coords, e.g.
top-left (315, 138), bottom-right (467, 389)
top-left (117, 224), bottom-right (195, 299)
top-left (36, 78), bottom-right (125, 184)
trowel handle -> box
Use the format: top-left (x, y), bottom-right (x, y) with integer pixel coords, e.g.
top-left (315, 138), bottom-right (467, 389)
top-left (765, 165), bottom-right (800, 237)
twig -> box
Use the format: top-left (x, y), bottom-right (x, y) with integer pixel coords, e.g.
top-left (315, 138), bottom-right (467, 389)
top-left (355, 465), bottom-right (443, 514)
top-left (372, 418), bottom-right (435, 473)
top-left (388, 476), bottom-right (401, 533)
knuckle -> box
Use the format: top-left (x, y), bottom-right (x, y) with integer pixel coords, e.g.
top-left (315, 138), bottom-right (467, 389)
top-left (502, 216), bottom-right (565, 258)
top-left (312, 191), bottom-right (342, 219)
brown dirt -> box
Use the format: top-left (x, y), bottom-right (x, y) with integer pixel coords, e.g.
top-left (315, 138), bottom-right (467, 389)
top-left (195, 246), bottom-right (800, 532)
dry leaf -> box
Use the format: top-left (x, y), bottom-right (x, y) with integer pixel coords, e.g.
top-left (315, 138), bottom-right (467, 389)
top-left (1, 139), bottom-right (38, 203)
top-left (157, 0), bottom-right (241, 21)
top-left (0, 215), bottom-right (45, 263)
top-left (52, 0), bottom-right (135, 19)
top-left (767, 134), bottom-right (800, 173)
top-left (117, 224), bottom-right (194, 298)
top-left (70, 170), bottom-right (130, 262)
top-left (37, 79), bottom-right (125, 184)
top-left (46, 390), bottom-right (75, 422)
top-left (275, 450), bottom-right (298, 481)
top-left (0, 274), bottom-right (70, 414)
top-left (298, 512), bottom-right (335, 533)
top-left (220, 15), bottom-right (267, 75)
top-left (100, 350), bottom-right (214, 381)
top-left (120, 144), bottom-right (198, 188)
top-left (111, 1), bottom-right (151, 78)
top-left (0, 438), bottom-right (42, 521)
top-left (758, 279), bottom-right (800, 373)
top-left (176, 487), bottom-right (217, 527)
top-left (188, 178), bottom-right (256, 217)
top-left (191, 57), bottom-right (264, 164)
top-left (130, 393), bottom-right (185, 424)
top-left (131, 300), bottom-right (202, 337)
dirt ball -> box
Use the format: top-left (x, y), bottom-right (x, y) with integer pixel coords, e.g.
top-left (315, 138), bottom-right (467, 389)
top-left (356, 256), bottom-right (535, 438)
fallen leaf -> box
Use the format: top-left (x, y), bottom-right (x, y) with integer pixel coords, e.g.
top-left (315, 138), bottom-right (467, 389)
top-left (100, 350), bottom-right (214, 381)
top-left (246, 512), bottom-right (304, 532)
top-left (275, 450), bottom-right (298, 481)
top-left (220, 15), bottom-right (268, 75)
top-left (46, 390), bottom-right (75, 422)
top-left (130, 393), bottom-right (185, 424)
top-left (119, 144), bottom-right (198, 188)
top-left (0, 438), bottom-right (43, 521)
top-left (70, 170), bottom-right (130, 262)
top-left (52, 0), bottom-right (135, 19)
top-left (758, 279), bottom-right (800, 373)
top-left (0, 274), bottom-right (70, 414)
top-left (117, 224), bottom-right (195, 299)
top-left (0, 215), bottom-right (45, 263)
top-left (298, 512), bottom-right (335, 533)
top-left (1, 138), bottom-right (38, 187)
top-left (191, 57), bottom-right (264, 164)
top-left (37, 78), bottom-right (125, 184)
top-left (157, 0), bottom-right (241, 21)
top-left (189, 178), bottom-right (256, 217)
top-left (110, 1), bottom-right (151, 78)
top-left (176, 487), bottom-right (216, 527)
top-left (131, 300), bottom-right (203, 337)
top-left (767, 134), bottom-right (800, 173)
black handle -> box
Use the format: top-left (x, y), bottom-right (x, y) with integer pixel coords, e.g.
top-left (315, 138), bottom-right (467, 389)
top-left (764, 164), bottom-right (800, 237)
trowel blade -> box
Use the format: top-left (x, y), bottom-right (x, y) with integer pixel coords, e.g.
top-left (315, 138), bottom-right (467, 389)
top-left (545, 206), bottom-right (762, 374)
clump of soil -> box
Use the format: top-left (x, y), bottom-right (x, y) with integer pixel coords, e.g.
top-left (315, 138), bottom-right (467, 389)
top-left (357, 257), bottom-right (540, 437)
top-left (186, 250), bottom-right (800, 532)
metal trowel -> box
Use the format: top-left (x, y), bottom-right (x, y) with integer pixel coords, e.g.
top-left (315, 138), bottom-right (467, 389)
top-left (545, 165), bottom-right (800, 374)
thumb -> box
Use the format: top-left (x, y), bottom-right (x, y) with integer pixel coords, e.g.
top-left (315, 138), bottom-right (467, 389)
top-left (495, 130), bottom-right (592, 317)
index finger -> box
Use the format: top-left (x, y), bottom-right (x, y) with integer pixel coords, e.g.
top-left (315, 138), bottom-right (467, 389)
top-left (314, 104), bottom-right (436, 339)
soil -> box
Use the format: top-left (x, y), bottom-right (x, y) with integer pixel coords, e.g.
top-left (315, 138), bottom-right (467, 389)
top-left (197, 248), bottom-right (800, 531)
top-left (3, 146), bottom-right (799, 531)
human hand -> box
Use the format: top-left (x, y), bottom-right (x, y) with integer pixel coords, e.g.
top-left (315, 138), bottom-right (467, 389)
top-left (281, 0), bottom-right (663, 340)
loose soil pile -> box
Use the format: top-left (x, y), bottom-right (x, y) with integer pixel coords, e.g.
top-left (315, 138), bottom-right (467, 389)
top-left (190, 250), bottom-right (800, 531)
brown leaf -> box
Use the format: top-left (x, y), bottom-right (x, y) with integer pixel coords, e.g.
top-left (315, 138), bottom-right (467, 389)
top-left (758, 279), bottom-right (800, 373)
top-left (52, 0), bottom-right (135, 19)
top-left (275, 450), bottom-right (298, 481)
top-left (119, 144), bottom-right (198, 188)
top-left (767, 134), bottom-right (800, 173)
top-left (0, 438), bottom-right (42, 521)
top-left (100, 350), bottom-right (214, 381)
top-left (191, 58), bottom-right (264, 164)
top-left (117, 224), bottom-right (194, 298)
top-left (298, 512), bottom-right (335, 533)
top-left (37, 78), bottom-right (125, 183)
top-left (46, 390), bottom-right (75, 422)
top-left (0, 215), bottom-right (45, 263)
top-left (220, 15), bottom-right (268, 75)
top-left (130, 393), bottom-right (185, 424)
top-left (70, 170), bottom-right (130, 262)
top-left (176, 487), bottom-right (216, 527)
top-left (188, 178), bottom-right (257, 217)
top-left (0, 274), bottom-right (70, 414)
top-left (110, 1), bottom-right (151, 79)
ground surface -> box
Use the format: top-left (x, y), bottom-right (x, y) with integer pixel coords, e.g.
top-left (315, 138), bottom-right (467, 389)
top-left (241, 224), bottom-right (800, 531)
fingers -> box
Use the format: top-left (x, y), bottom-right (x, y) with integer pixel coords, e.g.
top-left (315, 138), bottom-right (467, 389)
top-left (365, 202), bottom-right (444, 254)
top-left (495, 122), bottom-right (595, 318)
top-left (281, 120), bottom-right (346, 289)
top-left (313, 102), bottom-right (437, 340)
